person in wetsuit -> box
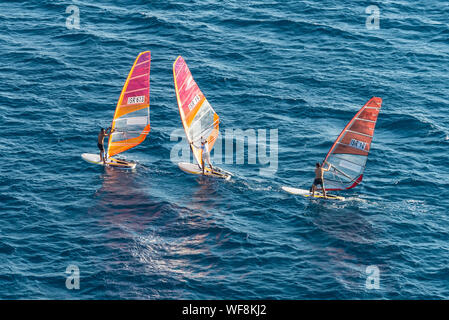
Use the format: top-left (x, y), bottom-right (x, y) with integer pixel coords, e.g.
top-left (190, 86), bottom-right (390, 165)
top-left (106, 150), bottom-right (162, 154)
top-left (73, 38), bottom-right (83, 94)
top-left (310, 161), bottom-right (332, 198)
top-left (97, 127), bottom-right (114, 164)
top-left (192, 136), bottom-right (214, 175)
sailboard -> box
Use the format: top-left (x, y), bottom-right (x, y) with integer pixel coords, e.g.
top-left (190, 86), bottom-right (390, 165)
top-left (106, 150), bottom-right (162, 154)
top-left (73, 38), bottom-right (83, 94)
top-left (81, 51), bottom-right (151, 169)
top-left (282, 97), bottom-right (382, 197)
top-left (173, 56), bottom-right (232, 180)
top-left (281, 186), bottom-right (345, 200)
top-left (81, 153), bottom-right (137, 169)
top-left (178, 163), bottom-right (232, 180)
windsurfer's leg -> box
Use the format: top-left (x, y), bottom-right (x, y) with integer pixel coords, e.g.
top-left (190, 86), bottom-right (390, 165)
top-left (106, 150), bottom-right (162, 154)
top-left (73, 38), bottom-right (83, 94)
top-left (201, 157), bottom-right (205, 175)
top-left (321, 183), bottom-right (326, 198)
top-left (206, 154), bottom-right (213, 171)
top-left (311, 184), bottom-right (316, 196)
top-left (98, 143), bottom-right (104, 163)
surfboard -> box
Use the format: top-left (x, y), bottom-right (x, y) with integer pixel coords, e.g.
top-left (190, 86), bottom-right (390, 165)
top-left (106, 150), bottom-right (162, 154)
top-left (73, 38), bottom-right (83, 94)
top-left (281, 186), bottom-right (345, 200)
top-left (81, 153), bottom-right (136, 169)
top-left (82, 51), bottom-right (151, 170)
top-left (173, 56), bottom-right (233, 180)
top-left (178, 162), bottom-right (232, 180)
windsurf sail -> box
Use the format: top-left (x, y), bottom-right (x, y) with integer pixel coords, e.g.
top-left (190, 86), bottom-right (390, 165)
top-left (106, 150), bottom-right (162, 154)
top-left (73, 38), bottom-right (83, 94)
top-left (173, 56), bottom-right (219, 167)
top-left (321, 97), bottom-right (382, 191)
top-left (107, 51), bottom-right (151, 158)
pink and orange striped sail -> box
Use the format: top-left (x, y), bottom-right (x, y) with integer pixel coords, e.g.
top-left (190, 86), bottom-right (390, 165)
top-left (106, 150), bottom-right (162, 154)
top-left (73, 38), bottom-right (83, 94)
top-left (107, 51), bottom-right (151, 158)
top-left (321, 97), bottom-right (382, 191)
top-left (173, 56), bottom-right (219, 166)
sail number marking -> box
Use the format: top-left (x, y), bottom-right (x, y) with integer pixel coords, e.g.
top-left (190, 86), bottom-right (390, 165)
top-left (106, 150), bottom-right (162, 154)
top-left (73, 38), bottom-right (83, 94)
top-left (350, 139), bottom-right (367, 151)
top-left (127, 95), bottom-right (145, 105)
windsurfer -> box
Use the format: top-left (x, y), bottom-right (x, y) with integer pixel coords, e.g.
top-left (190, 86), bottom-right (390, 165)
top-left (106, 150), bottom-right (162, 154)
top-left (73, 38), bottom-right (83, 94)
top-left (310, 161), bottom-right (332, 198)
top-left (98, 127), bottom-right (114, 164)
top-left (192, 136), bottom-right (214, 174)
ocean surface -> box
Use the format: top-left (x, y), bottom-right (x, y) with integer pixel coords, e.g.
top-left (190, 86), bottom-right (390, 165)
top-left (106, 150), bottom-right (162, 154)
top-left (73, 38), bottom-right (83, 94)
top-left (1, 0), bottom-right (448, 299)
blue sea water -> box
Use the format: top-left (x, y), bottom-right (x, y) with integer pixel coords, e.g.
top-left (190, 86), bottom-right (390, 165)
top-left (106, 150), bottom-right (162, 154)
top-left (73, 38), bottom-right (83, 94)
top-left (1, 0), bottom-right (449, 299)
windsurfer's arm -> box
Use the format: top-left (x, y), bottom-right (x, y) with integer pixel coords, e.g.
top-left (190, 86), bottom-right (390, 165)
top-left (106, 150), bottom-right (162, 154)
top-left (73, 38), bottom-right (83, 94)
top-left (323, 161), bottom-right (332, 171)
top-left (191, 139), bottom-right (203, 149)
top-left (190, 141), bottom-right (201, 149)
top-left (106, 127), bottom-right (115, 136)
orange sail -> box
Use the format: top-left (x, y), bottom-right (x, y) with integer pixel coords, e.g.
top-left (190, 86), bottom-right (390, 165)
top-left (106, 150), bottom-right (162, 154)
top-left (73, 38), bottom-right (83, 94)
top-left (173, 56), bottom-right (219, 166)
top-left (107, 51), bottom-right (151, 158)
top-left (321, 97), bottom-right (382, 191)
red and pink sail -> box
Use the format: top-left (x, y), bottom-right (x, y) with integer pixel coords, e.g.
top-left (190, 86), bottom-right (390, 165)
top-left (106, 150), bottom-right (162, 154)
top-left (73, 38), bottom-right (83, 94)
top-left (108, 51), bottom-right (151, 158)
top-left (173, 56), bottom-right (219, 166)
top-left (321, 97), bottom-right (382, 191)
